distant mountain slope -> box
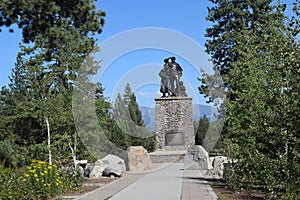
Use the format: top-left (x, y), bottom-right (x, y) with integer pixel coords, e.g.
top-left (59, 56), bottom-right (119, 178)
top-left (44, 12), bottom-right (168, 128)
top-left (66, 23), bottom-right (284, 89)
top-left (139, 104), bottom-right (218, 131)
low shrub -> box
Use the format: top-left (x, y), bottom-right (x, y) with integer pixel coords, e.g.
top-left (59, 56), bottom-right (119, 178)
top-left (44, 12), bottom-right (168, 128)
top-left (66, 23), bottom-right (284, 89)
top-left (1, 159), bottom-right (85, 199)
top-left (0, 140), bottom-right (16, 167)
top-left (22, 160), bottom-right (63, 199)
top-left (60, 165), bottom-right (84, 192)
top-left (0, 164), bottom-right (29, 199)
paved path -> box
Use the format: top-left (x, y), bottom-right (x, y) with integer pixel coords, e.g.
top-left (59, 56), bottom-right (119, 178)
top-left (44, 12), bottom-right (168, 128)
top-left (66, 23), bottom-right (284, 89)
top-left (111, 163), bottom-right (183, 200)
top-left (76, 172), bottom-right (146, 200)
top-left (76, 163), bottom-right (218, 200)
top-left (181, 170), bottom-right (218, 200)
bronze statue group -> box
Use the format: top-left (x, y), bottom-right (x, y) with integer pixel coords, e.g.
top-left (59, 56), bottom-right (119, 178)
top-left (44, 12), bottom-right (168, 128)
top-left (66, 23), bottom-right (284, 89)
top-left (159, 56), bottom-right (187, 97)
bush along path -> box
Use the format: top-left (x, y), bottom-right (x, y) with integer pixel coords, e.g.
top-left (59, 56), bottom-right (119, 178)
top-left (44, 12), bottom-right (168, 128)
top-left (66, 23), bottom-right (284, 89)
top-left (0, 159), bottom-right (86, 200)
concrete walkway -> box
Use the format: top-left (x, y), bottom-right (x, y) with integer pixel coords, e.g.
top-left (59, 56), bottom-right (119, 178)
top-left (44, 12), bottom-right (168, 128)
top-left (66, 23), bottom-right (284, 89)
top-left (76, 163), bottom-right (218, 200)
top-left (181, 170), bottom-right (218, 200)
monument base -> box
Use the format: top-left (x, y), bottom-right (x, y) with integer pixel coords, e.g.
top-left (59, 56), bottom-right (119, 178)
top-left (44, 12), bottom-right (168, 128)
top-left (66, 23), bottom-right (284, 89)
top-left (149, 150), bottom-right (186, 163)
top-left (155, 97), bottom-right (194, 151)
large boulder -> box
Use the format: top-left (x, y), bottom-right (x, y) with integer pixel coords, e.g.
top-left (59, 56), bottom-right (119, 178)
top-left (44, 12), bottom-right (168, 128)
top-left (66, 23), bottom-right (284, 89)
top-left (88, 164), bottom-right (106, 178)
top-left (125, 146), bottom-right (152, 172)
top-left (95, 154), bottom-right (126, 172)
top-left (87, 154), bottom-right (126, 178)
top-left (184, 145), bottom-right (213, 170)
top-left (102, 167), bottom-right (123, 177)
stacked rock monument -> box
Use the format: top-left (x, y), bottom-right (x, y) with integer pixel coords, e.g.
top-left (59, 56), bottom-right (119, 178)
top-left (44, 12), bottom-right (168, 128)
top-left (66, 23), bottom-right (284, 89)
top-left (152, 57), bottom-right (229, 176)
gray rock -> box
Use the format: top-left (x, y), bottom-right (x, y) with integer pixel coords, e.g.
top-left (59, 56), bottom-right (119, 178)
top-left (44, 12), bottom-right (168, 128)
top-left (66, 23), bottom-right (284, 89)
top-left (183, 145), bottom-right (213, 170)
top-left (125, 146), bottom-right (152, 172)
top-left (102, 167), bottom-right (122, 177)
top-left (87, 154), bottom-right (126, 178)
top-left (88, 165), bottom-right (106, 178)
top-left (206, 156), bottom-right (231, 179)
top-left (212, 156), bottom-right (230, 177)
top-left (95, 154), bottom-right (126, 172)
top-left (213, 156), bottom-right (229, 170)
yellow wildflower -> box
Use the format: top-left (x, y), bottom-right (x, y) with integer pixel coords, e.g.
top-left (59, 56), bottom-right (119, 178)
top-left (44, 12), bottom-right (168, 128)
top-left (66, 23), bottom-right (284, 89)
top-left (28, 169), bottom-right (35, 173)
top-left (34, 174), bottom-right (38, 177)
top-left (24, 174), bottom-right (30, 177)
top-left (40, 172), bottom-right (44, 176)
top-left (22, 178), bottom-right (27, 182)
top-left (43, 184), bottom-right (47, 187)
top-left (44, 171), bottom-right (48, 174)
top-left (35, 178), bottom-right (39, 182)
top-left (38, 161), bottom-right (46, 165)
top-left (47, 166), bottom-right (52, 169)
top-left (32, 159), bottom-right (38, 163)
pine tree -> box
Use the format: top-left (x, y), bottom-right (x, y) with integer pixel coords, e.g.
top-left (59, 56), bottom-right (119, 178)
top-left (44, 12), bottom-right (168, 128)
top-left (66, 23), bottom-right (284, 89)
top-left (111, 93), bottom-right (130, 150)
top-left (110, 84), bottom-right (155, 152)
top-left (202, 0), bottom-right (300, 197)
top-left (195, 115), bottom-right (209, 145)
top-left (201, 0), bottom-right (278, 101)
top-left (0, 0), bottom-right (105, 165)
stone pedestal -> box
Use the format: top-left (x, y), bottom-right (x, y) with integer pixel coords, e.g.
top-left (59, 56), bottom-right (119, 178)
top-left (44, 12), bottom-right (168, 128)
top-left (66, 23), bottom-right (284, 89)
top-left (155, 97), bottom-right (194, 151)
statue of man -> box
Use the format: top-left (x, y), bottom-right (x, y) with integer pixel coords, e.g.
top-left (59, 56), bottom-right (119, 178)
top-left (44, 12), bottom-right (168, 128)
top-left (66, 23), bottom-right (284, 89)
top-left (168, 56), bottom-right (183, 96)
top-left (159, 58), bottom-right (170, 97)
top-left (159, 56), bottom-right (185, 97)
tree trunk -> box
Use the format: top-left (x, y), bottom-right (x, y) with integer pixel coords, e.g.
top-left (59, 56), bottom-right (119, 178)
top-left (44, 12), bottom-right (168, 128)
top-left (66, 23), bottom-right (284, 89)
top-left (69, 134), bottom-right (77, 171)
top-left (46, 116), bottom-right (52, 165)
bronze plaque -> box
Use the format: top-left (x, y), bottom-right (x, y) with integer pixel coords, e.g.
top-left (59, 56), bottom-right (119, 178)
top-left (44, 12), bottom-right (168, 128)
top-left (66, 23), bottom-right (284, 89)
top-left (165, 130), bottom-right (184, 146)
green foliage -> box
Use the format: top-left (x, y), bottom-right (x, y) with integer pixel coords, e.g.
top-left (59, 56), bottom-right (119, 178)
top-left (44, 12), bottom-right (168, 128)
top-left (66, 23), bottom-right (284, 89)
top-left (0, 140), bottom-right (16, 167)
top-left (225, 7), bottom-right (300, 197)
top-left (61, 168), bottom-right (84, 192)
top-left (22, 160), bottom-right (63, 199)
top-left (203, 119), bottom-right (225, 152)
top-left (195, 115), bottom-right (209, 145)
top-left (0, 164), bottom-right (30, 200)
top-left (0, 0), bottom-right (105, 166)
top-left (201, 0), bottom-right (300, 198)
top-left (0, 0), bottom-right (107, 197)
top-left (0, 160), bottom-right (85, 199)
top-left (0, 0), bottom-right (105, 43)
top-left (109, 83), bottom-right (155, 153)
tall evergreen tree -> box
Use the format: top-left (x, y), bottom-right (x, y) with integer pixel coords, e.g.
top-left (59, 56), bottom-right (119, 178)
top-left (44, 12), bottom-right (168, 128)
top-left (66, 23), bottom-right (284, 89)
top-left (111, 84), bottom-right (155, 152)
top-left (201, 0), bottom-right (300, 197)
top-left (195, 115), bottom-right (209, 145)
top-left (111, 93), bottom-right (131, 150)
top-left (200, 0), bottom-right (279, 102)
top-left (0, 0), bottom-right (105, 165)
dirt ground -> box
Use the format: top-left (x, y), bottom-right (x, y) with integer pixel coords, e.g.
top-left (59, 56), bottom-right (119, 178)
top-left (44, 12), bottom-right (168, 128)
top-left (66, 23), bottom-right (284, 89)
top-left (207, 179), bottom-right (265, 200)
